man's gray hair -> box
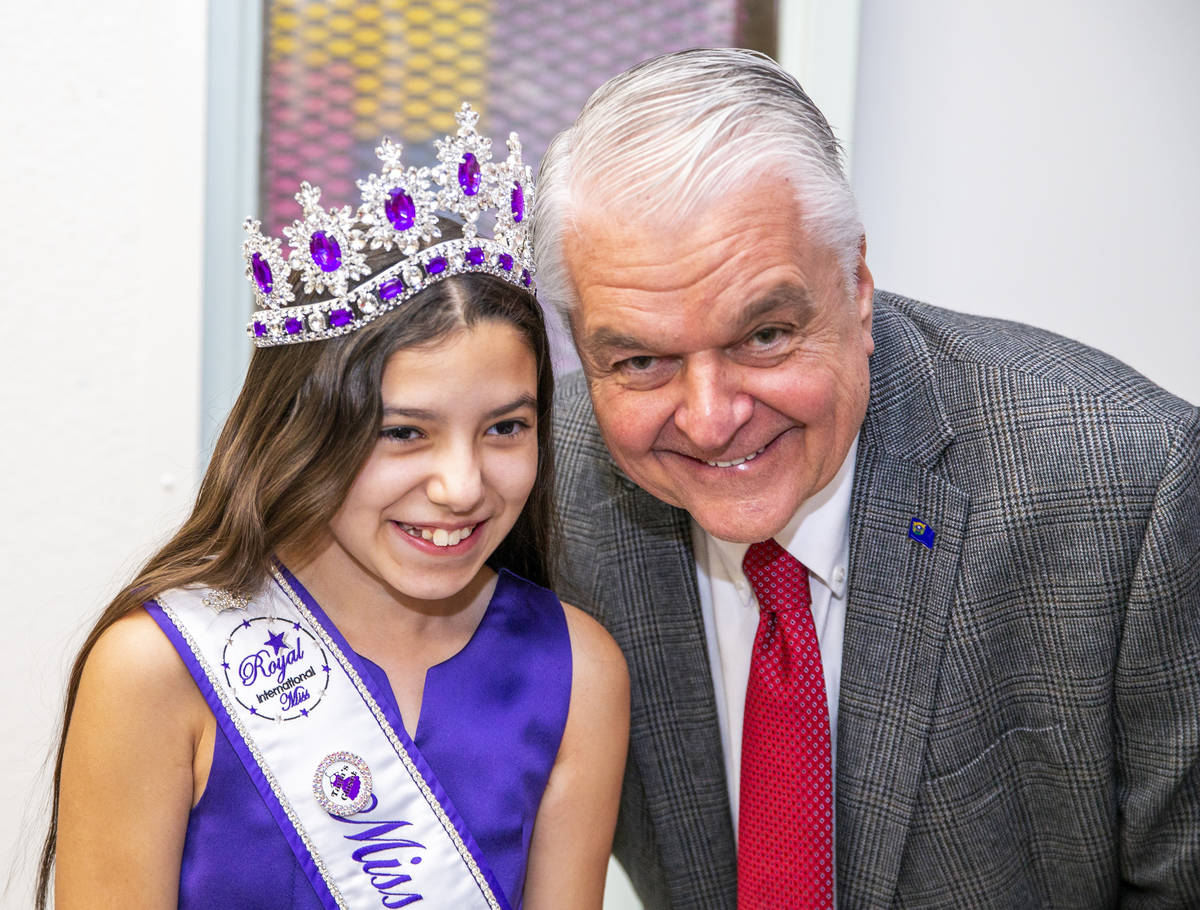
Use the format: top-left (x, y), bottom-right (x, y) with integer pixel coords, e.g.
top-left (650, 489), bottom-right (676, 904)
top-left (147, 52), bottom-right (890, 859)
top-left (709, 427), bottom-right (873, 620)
top-left (531, 47), bottom-right (863, 319)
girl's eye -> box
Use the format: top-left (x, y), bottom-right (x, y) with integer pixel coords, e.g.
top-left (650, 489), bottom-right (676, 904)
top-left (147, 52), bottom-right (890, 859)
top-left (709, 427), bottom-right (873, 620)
top-left (488, 419), bottom-right (529, 437)
top-left (381, 425), bottom-right (423, 442)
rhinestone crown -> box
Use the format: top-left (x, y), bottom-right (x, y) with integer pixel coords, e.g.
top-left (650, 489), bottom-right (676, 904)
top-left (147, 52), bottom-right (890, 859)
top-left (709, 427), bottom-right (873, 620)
top-left (243, 103), bottom-right (535, 347)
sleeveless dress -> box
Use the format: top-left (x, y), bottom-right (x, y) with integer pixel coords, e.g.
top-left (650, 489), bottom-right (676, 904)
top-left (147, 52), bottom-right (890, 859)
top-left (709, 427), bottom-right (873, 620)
top-left (151, 567), bottom-right (572, 909)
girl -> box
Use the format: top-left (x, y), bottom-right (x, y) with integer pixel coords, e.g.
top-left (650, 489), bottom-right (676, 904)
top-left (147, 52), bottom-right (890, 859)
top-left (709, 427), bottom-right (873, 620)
top-left (40, 107), bottom-right (629, 909)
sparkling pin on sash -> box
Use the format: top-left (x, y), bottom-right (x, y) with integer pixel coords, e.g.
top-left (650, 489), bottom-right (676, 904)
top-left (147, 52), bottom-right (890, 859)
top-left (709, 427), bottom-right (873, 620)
top-left (314, 751), bottom-right (374, 816)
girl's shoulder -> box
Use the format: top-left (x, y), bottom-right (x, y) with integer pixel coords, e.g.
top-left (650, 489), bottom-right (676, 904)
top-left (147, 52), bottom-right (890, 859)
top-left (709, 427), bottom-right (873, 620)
top-left (76, 607), bottom-right (211, 746)
top-left (559, 601), bottom-right (628, 699)
top-left (87, 606), bottom-right (194, 694)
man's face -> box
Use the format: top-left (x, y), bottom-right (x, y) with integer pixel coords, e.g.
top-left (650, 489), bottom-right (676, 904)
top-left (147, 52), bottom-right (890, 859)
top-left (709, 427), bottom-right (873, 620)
top-left (565, 177), bottom-right (875, 543)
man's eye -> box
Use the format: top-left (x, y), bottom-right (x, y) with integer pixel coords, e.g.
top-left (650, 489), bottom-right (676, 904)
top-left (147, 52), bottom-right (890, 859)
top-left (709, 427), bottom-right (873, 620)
top-left (606, 353), bottom-right (678, 389)
top-left (750, 327), bottom-right (785, 346)
top-left (618, 355), bottom-right (658, 372)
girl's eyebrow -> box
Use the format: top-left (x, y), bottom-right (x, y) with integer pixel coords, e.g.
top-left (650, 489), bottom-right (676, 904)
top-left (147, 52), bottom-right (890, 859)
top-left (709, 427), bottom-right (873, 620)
top-left (382, 406), bottom-right (437, 420)
top-left (485, 394), bottom-right (538, 420)
top-left (382, 394), bottom-right (537, 422)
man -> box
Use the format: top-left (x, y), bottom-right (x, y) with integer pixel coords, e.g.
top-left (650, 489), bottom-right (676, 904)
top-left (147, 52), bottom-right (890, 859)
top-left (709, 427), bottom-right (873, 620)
top-left (531, 48), bottom-right (1200, 908)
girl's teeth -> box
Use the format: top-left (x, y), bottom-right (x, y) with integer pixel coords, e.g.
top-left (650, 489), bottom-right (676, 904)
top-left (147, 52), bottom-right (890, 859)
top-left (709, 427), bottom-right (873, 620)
top-left (401, 523), bottom-right (476, 547)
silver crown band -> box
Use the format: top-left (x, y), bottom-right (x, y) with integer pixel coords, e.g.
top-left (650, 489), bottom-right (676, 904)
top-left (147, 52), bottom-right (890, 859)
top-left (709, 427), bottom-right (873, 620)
top-left (244, 103), bottom-right (535, 348)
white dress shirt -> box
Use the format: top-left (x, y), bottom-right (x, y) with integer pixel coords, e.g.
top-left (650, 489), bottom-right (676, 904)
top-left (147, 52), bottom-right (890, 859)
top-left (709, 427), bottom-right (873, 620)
top-left (691, 434), bottom-right (857, 839)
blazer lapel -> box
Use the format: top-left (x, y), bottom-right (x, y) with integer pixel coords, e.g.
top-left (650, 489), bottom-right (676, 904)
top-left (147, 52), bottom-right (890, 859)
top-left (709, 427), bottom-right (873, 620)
top-left (835, 295), bottom-right (969, 906)
top-left (594, 478), bottom-right (738, 907)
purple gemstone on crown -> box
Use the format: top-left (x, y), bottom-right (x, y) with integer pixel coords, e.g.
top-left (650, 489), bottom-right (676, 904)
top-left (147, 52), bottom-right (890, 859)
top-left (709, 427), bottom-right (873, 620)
top-left (309, 231), bottom-right (342, 272)
top-left (465, 246), bottom-right (485, 266)
top-left (498, 253), bottom-right (514, 271)
top-left (384, 188), bottom-right (416, 231)
top-left (284, 317), bottom-right (302, 334)
top-left (511, 183), bottom-right (525, 223)
top-left (253, 321), bottom-right (267, 337)
top-left (378, 277), bottom-right (405, 300)
top-left (251, 252), bottom-right (274, 294)
top-left (521, 269), bottom-right (532, 287)
top-left (330, 308), bottom-right (354, 327)
top-left (458, 153), bottom-right (482, 196)
top-left (426, 256), bottom-right (447, 276)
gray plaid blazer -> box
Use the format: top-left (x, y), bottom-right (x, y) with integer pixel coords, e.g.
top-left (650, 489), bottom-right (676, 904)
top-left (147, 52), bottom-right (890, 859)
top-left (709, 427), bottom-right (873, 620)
top-left (551, 292), bottom-right (1200, 909)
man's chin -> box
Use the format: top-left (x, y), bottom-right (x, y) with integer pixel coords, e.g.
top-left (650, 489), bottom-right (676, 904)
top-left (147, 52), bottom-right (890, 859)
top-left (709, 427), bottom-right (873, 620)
top-left (686, 500), bottom-right (795, 545)
top-left (623, 467), bottom-right (800, 542)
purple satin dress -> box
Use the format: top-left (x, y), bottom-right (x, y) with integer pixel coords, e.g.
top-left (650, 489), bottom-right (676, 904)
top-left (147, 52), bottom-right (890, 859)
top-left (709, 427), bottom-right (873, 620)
top-left (162, 568), bottom-right (571, 909)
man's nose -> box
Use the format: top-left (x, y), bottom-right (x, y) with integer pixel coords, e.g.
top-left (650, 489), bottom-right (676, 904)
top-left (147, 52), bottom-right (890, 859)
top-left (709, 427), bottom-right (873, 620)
top-left (426, 443), bottom-right (485, 513)
top-left (672, 354), bottom-right (754, 453)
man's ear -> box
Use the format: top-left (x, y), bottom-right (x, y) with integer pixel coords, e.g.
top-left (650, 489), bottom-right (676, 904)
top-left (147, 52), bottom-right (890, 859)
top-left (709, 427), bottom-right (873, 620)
top-left (855, 236), bottom-right (875, 356)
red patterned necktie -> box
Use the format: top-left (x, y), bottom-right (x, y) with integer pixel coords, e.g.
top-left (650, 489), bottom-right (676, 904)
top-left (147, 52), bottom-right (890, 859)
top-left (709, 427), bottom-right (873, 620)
top-left (739, 539), bottom-right (834, 909)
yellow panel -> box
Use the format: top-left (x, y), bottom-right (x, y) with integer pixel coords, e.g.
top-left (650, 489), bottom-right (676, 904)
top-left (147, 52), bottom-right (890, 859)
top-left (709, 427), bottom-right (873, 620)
top-left (352, 26), bottom-right (385, 45)
top-left (352, 96), bottom-right (381, 117)
top-left (405, 75), bottom-right (434, 95)
top-left (379, 14), bottom-right (408, 35)
top-left (459, 76), bottom-right (485, 97)
top-left (377, 61), bottom-right (409, 83)
top-left (457, 31), bottom-right (485, 51)
top-left (352, 49), bottom-right (384, 69)
top-left (403, 98), bottom-right (434, 119)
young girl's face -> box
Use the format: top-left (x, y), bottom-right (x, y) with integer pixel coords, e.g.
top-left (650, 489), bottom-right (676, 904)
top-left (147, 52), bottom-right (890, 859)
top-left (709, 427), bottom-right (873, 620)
top-left (325, 320), bottom-right (539, 609)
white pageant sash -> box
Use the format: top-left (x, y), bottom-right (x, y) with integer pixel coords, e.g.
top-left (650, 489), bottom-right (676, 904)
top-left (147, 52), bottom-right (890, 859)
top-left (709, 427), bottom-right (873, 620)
top-left (150, 566), bottom-right (510, 910)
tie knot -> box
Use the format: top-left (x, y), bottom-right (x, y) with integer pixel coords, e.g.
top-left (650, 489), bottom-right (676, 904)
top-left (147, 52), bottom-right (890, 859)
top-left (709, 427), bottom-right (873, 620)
top-left (742, 539), bottom-right (811, 614)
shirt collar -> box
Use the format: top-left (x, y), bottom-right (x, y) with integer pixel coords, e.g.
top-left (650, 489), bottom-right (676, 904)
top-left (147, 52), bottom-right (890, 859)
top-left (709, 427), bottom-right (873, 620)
top-left (703, 434), bottom-right (858, 598)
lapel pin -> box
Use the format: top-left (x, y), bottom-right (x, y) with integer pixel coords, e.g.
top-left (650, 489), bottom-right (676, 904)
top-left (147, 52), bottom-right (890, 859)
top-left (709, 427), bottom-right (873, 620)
top-left (908, 517), bottom-right (936, 549)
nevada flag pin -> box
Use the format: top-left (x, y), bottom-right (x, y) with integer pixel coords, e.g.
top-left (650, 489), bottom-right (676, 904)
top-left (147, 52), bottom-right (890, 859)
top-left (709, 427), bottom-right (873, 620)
top-left (908, 517), bottom-right (936, 549)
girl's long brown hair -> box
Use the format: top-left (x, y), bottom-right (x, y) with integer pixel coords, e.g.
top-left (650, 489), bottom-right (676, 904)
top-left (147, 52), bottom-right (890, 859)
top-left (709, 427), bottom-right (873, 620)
top-left (35, 263), bottom-right (556, 907)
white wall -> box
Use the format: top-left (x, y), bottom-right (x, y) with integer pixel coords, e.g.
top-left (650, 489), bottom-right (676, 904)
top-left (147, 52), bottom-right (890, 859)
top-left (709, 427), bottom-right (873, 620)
top-left (851, 0), bottom-right (1200, 405)
top-left (0, 3), bottom-right (208, 905)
